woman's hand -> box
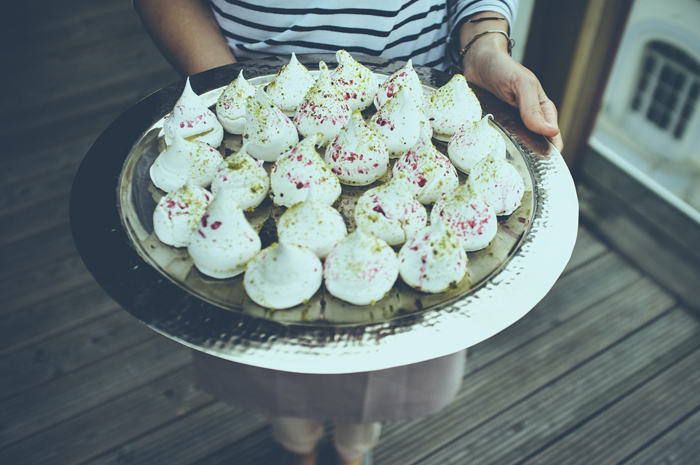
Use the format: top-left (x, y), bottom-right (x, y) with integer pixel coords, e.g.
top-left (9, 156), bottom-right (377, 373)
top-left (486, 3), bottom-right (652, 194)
top-left (459, 14), bottom-right (563, 152)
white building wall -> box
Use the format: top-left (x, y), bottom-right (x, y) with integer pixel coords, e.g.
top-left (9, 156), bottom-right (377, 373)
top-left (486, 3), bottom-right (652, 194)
top-left (593, 0), bottom-right (700, 211)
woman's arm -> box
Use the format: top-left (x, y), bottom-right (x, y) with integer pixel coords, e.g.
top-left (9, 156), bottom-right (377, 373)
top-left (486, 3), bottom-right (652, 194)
top-left (134, 0), bottom-right (236, 76)
top-left (458, 11), bottom-right (564, 152)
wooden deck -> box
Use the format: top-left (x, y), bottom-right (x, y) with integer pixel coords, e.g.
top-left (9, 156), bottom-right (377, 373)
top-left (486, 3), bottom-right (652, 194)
top-left (2, 1), bottom-right (699, 464)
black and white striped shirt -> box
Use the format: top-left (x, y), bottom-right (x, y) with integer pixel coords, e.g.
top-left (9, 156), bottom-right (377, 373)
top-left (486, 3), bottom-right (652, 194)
top-left (208, 0), bottom-right (518, 70)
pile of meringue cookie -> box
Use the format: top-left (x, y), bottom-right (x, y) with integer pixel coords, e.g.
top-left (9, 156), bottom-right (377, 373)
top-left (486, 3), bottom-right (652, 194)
top-left (149, 50), bottom-right (525, 310)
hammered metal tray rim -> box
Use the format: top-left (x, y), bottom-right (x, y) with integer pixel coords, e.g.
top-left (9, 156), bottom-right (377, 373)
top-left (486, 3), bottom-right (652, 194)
top-left (71, 55), bottom-right (578, 374)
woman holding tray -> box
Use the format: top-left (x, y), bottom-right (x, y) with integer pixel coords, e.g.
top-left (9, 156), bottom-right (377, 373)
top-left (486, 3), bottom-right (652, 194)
top-left (134, 1), bottom-right (562, 464)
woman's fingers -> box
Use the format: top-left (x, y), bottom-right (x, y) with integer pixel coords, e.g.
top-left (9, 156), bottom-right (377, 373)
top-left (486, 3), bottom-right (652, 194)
top-left (463, 50), bottom-right (564, 152)
top-left (540, 98), bottom-right (564, 152)
top-left (513, 73), bottom-right (564, 152)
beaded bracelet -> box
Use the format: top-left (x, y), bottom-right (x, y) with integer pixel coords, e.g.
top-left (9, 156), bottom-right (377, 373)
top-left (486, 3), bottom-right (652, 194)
top-left (459, 30), bottom-right (515, 58)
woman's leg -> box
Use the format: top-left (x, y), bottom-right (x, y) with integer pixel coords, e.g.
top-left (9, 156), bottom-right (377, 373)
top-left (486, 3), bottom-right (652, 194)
top-left (333, 422), bottom-right (382, 464)
top-left (271, 417), bottom-right (324, 464)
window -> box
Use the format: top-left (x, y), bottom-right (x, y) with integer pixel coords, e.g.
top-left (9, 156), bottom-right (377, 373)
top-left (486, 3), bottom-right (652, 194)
top-left (630, 41), bottom-right (700, 141)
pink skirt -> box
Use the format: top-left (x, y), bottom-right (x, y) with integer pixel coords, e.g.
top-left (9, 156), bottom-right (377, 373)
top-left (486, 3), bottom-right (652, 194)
top-left (192, 349), bottom-right (467, 424)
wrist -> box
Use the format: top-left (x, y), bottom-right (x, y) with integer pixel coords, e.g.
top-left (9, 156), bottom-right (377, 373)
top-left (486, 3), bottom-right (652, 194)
top-left (458, 12), bottom-right (511, 85)
top-left (461, 35), bottom-right (510, 85)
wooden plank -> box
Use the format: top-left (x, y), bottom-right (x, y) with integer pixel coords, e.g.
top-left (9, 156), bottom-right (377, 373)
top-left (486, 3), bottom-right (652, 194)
top-left (16, 0), bottom-right (130, 31)
top-left (0, 135), bottom-right (94, 186)
top-left (524, 346), bottom-right (700, 465)
top-left (0, 366), bottom-right (218, 465)
top-left (3, 38), bottom-right (175, 130)
top-left (189, 426), bottom-right (283, 465)
top-left (0, 310), bottom-right (156, 400)
top-left (580, 182), bottom-right (700, 314)
top-left (0, 281), bottom-right (121, 356)
top-left (624, 404), bottom-right (700, 465)
top-left (2, 61), bottom-right (177, 134)
top-left (416, 307), bottom-right (700, 465)
top-left (373, 276), bottom-right (676, 465)
top-left (189, 423), bottom-right (336, 465)
top-left (0, 164), bottom-right (77, 217)
top-left (2, 99), bottom-right (137, 159)
top-left (2, 64), bottom-right (176, 145)
top-left (563, 226), bottom-right (607, 271)
top-left (0, 223), bottom-right (77, 278)
top-left (464, 251), bottom-right (643, 376)
top-left (0, 251), bottom-right (95, 316)
top-left (22, 7), bottom-right (146, 59)
top-left (0, 192), bottom-right (70, 247)
top-left (0, 336), bottom-right (191, 448)
top-left (84, 401), bottom-right (269, 465)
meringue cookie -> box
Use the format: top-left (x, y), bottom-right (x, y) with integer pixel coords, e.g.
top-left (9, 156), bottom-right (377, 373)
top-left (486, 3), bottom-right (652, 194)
top-left (391, 126), bottom-right (459, 204)
top-left (368, 85), bottom-right (432, 158)
top-left (153, 182), bottom-right (212, 248)
top-left (277, 188), bottom-right (347, 258)
top-left (294, 61), bottom-right (351, 145)
top-left (325, 111), bottom-right (389, 185)
top-left (398, 218), bottom-right (468, 293)
top-left (150, 133), bottom-right (222, 192)
top-left (243, 87), bottom-right (299, 162)
top-left (431, 183), bottom-right (497, 251)
top-left (162, 77), bottom-right (224, 148)
top-left (266, 53), bottom-right (316, 116)
top-left (374, 59), bottom-right (425, 109)
top-left (244, 241), bottom-right (323, 309)
top-left (188, 188), bottom-right (261, 279)
top-left (323, 228), bottom-right (399, 306)
top-left (424, 74), bottom-right (482, 140)
top-left (448, 115), bottom-right (506, 174)
top-left (354, 175), bottom-right (427, 245)
top-left (331, 50), bottom-right (378, 112)
top-left (216, 70), bottom-right (257, 134)
top-left (469, 153), bottom-right (525, 216)
top-left (270, 134), bottom-right (341, 207)
top-left (210, 144), bottom-right (269, 209)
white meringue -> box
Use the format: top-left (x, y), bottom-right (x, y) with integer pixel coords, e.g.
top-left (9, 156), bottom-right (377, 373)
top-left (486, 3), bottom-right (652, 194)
top-left (391, 126), bottom-right (459, 204)
top-left (266, 53), bottom-right (316, 116)
top-left (210, 144), bottom-right (269, 209)
top-left (243, 87), bottom-right (299, 162)
top-left (187, 187), bottom-right (261, 279)
top-left (216, 70), bottom-right (257, 134)
top-left (374, 59), bottom-right (425, 109)
top-left (150, 133), bottom-right (222, 192)
top-left (323, 228), bottom-right (399, 306)
top-left (270, 134), bottom-right (341, 207)
top-left (153, 182), bottom-right (212, 248)
top-left (325, 111), bottom-right (389, 185)
top-left (424, 74), bottom-right (481, 140)
top-left (162, 77), bottom-right (224, 148)
top-left (398, 218), bottom-right (468, 293)
top-left (431, 183), bottom-right (497, 251)
top-left (448, 115), bottom-right (506, 174)
top-left (368, 85), bottom-right (432, 158)
top-left (294, 62), bottom-right (351, 146)
top-left (244, 241), bottom-right (323, 309)
top-left (277, 188), bottom-right (347, 258)
top-left (331, 50), bottom-right (378, 112)
top-left (469, 153), bottom-right (525, 216)
top-left (354, 175), bottom-right (427, 245)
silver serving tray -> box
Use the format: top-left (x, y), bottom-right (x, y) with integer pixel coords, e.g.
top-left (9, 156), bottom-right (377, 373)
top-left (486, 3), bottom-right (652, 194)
top-left (71, 55), bottom-right (578, 374)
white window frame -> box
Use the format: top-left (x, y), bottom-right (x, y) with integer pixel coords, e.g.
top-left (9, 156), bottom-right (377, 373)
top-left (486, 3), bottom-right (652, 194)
top-left (603, 20), bottom-right (700, 164)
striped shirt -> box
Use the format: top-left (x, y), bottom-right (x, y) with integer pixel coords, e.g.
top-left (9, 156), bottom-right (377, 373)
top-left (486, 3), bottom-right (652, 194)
top-left (208, 0), bottom-right (517, 70)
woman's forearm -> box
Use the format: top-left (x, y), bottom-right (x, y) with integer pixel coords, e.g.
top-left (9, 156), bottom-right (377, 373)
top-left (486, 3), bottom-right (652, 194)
top-left (134, 0), bottom-right (236, 76)
top-left (458, 11), bottom-right (510, 87)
